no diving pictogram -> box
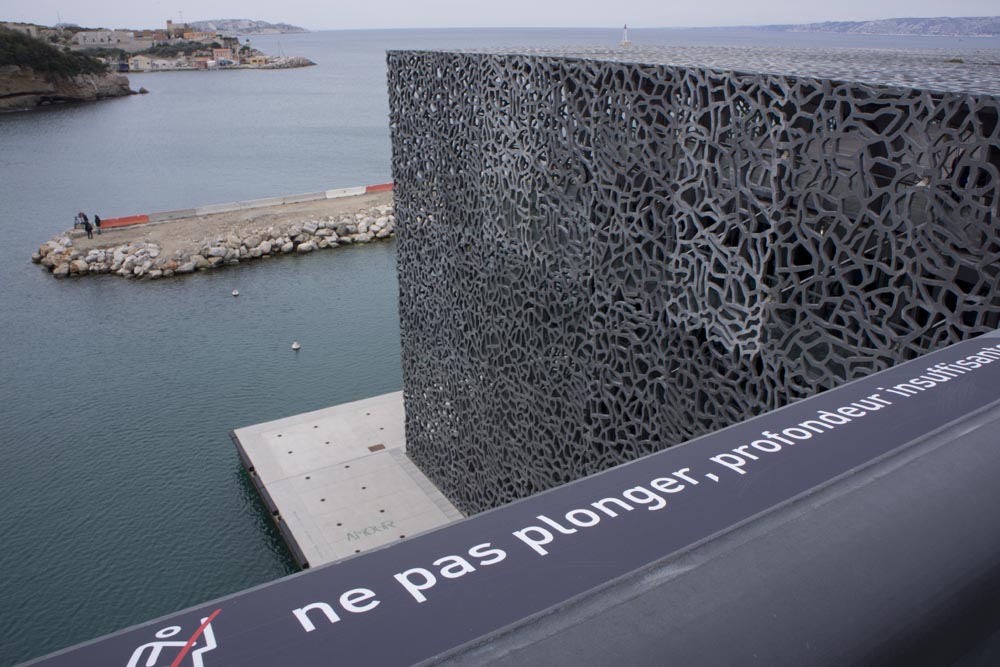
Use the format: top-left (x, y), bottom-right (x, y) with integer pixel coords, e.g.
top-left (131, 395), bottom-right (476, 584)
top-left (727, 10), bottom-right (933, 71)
top-left (124, 609), bottom-right (221, 667)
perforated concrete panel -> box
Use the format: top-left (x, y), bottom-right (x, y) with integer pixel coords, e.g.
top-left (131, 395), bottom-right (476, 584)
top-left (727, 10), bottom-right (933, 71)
top-left (388, 46), bottom-right (1000, 514)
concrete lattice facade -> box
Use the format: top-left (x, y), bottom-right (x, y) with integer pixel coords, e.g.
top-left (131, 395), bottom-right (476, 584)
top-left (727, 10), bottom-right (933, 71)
top-left (387, 47), bottom-right (1000, 514)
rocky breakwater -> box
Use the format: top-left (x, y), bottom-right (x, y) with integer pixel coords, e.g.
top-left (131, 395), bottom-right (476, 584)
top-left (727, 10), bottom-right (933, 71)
top-left (259, 56), bottom-right (316, 69)
top-left (33, 203), bottom-right (395, 280)
top-left (0, 65), bottom-right (133, 111)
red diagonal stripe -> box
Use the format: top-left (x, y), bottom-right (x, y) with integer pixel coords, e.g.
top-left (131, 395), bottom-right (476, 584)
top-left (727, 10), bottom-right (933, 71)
top-left (170, 609), bottom-right (221, 667)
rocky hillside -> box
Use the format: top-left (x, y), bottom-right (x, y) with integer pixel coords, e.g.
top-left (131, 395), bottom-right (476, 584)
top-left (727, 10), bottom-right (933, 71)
top-left (0, 27), bottom-right (132, 111)
top-left (0, 65), bottom-right (132, 111)
top-left (187, 19), bottom-right (307, 35)
top-left (768, 16), bottom-right (1000, 36)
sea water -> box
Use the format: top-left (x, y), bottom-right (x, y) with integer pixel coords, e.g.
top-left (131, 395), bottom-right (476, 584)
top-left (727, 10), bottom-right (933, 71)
top-left (1, 27), bottom-right (997, 665)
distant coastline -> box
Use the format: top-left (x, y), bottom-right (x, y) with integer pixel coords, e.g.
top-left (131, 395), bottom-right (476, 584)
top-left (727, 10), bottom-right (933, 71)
top-left (759, 15), bottom-right (1000, 37)
top-left (1, 19), bottom-right (314, 75)
top-left (186, 19), bottom-right (308, 36)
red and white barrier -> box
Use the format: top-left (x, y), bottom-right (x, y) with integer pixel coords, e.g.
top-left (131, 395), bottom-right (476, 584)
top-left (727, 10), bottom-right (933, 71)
top-left (98, 183), bottom-right (394, 230)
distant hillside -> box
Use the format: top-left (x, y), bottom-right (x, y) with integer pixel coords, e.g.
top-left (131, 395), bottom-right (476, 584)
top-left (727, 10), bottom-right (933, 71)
top-left (0, 27), bottom-right (106, 76)
top-left (186, 19), bottom-right (307, 36)
top-left (766, 16), bottom-right (1000, 36)
top-left (0, 27), bottom-right (132, 111)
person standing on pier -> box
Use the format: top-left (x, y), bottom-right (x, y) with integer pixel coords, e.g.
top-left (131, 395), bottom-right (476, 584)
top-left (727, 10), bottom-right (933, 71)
top-left (94, 214), bottom-right (101, 235)
top-left (83, 219), bottom-right (93, 239)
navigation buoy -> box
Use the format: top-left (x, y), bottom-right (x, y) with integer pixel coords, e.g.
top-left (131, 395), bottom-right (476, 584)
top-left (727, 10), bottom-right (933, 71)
top-left (292, 341), bottom-right (301, 351)
top-left (232, 289), bottom-right (240, 297)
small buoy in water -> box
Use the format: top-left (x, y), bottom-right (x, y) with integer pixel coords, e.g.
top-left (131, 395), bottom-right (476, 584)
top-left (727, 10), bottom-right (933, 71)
top-left (292, 341), bottom-right (301, 351)
top-left (232, 289), bottom-right (239, 297)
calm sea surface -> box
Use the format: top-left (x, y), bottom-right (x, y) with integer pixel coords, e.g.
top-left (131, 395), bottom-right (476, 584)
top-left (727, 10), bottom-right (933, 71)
top-left (2, 27), bottom-right (998, 665)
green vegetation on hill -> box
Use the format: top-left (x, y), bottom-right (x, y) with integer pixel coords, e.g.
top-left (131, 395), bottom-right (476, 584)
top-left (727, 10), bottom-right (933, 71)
top-left (0, 27), bottom-right (107, 77)
top-left (140, 41), bottom-right (222, 58)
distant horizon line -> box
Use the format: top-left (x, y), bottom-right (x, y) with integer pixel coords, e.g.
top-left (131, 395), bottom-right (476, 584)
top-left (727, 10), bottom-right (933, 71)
top-left (5, 15), bottom-right (1000, 34)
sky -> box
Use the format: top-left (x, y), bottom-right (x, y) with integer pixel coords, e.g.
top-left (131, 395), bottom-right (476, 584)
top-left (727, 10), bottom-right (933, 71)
top-left (2, 0), bottom-right (998, 31)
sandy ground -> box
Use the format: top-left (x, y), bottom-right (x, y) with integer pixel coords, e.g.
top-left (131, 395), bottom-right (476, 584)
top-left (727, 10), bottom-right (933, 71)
top-left (71, 191), bottom-right (394, 258)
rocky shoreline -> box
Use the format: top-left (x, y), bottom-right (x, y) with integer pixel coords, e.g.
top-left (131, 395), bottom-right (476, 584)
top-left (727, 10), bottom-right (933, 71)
top-left (33, 202), bottom-right (395, 280)
top-left (0, 65), bottom-right (134, 112)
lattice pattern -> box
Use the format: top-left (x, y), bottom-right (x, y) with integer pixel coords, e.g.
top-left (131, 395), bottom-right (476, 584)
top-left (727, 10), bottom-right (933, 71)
top-left (387, 47), bottom-right (1000, 514)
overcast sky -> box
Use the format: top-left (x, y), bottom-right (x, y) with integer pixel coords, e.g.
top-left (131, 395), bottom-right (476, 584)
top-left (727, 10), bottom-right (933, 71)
top-left (3, 0), bottom-right (998, 31)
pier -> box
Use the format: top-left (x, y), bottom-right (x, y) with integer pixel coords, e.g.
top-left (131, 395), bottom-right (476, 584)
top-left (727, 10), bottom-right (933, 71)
top-left (231, 392), bottom-right (462, 568)
top-left (32, 183), bottom-right (395, 279)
